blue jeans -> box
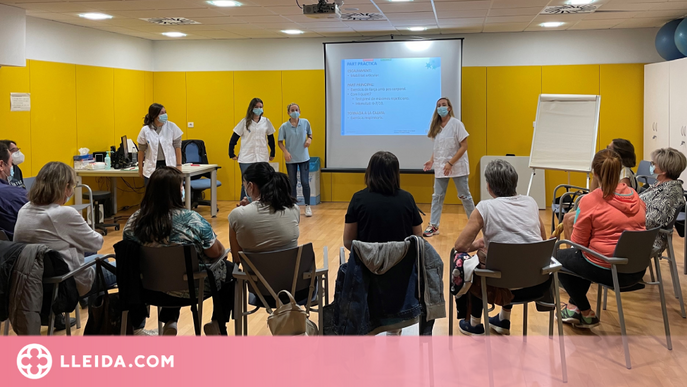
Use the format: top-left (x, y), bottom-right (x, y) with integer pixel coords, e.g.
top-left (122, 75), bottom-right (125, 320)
top-left (239, 163), bottom-right (254, 201)
top-left (429, 176), bottom-right (475, 227)
top-left (286, 161), bottom-right (310, 205)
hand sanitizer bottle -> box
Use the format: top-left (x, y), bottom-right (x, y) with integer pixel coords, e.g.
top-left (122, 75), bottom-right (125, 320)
top-left (105, 151), bottom-right (111, 170)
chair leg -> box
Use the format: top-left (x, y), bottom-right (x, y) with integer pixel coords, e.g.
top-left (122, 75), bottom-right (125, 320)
top-left (548, 310), bottom-right (554, 338)
top-left (648, 262), bottom-right (656, 283)
top-left (48, 283), bottom-right (59, 336)
top-left (157, 306), bottom-right (163, 336)
top-left (65, 310), bottom-right (72, 336)
top-left (667, 240), bottom-right (686, 318)
top-left (611, 266), bottom-right (631, 369)
top-left (448, 294), bottom-right (454, 336)
top-left (595, 284), bottom-right (602, 319)
top-left (233, 279), bottom-right (242, 336)
top-left (481, 277), bottom-right (490, 337)
top-left (554, 273), bottom-right (568, 383)
top-left (318, 281), bottom-right (324, 335)
top-left (197, 278), bottom-right (204, 336)
top-left (522, 303), bottom-right (528, 338)
top-left (242, 282), bottom-right (248, 336)
top-left (603, 287), bottom-right (608, 311)
top-left (75, 306), bottom-right (81, 329)
top-left (653, 256), bottom-right (673, 350)
top-left (120, 310), bottom-right (129, 335)
top-left (2, 320), bottom-right (9, 335)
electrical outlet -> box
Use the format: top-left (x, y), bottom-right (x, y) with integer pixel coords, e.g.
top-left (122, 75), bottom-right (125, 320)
top-left (188, 122), bottom-right (194, 128)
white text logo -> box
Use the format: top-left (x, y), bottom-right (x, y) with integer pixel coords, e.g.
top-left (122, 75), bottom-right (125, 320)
top-left (17, 344), bottom-right (53, 380)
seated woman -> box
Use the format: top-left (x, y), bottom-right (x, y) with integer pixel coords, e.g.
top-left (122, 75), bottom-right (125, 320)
top-left (229, 162), bottom-right (300, 261)
top-left (343, 151), bottom-right (423, 335)
top-left (123, 167), bottom-right (233, 336)
top-left (343, 151), bottom-right (423, 250)
top-left (454, 159), bottom-right (547, 335)
top-left (558, 149), bottom-right (646, 328)
top-left (639, 147), bottom-right (687, 257)
top-left (14, 162), bottom-right (114, 329)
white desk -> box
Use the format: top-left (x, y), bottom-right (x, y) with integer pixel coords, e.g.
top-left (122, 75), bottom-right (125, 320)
top-left (75, 164), bottom-right (220, 217)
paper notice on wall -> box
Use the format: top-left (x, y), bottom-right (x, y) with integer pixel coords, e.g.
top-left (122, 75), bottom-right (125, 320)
top-left (10, 93), bottom-right (30, 111)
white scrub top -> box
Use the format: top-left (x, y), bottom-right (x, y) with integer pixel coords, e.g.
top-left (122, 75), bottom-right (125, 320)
top-left (137, 121), bottom-right (183, 178)
top-left (233, 117), bottom-right (276, 163)
top-left (431, 117), bottom-right (470, 178)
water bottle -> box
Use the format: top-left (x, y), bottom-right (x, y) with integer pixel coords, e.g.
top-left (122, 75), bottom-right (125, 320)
top-left (105, 151), bottom-right (111, 170)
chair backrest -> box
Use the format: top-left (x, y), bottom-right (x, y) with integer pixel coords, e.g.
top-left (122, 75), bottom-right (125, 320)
top-left (636, 160), bottom-right (657, 186)
top-left (240, 243), bottom-right (316, 299)
top-left (23, 177), bottom-right (35, 192)
top-left (612, 228), bottom-right (660, 273)
top-left (484, 239), bottom-right (556, 289)
top-left (184, 142), bottom-right (201, 164)
top-left (139, 244), bottom-right (200, 292)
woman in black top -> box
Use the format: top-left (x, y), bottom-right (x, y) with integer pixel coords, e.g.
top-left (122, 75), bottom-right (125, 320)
top-left (343, 151), bottom-right (423, 250)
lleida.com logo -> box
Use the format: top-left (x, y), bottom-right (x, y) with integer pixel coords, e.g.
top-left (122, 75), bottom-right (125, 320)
top-left (17, 343), bottom-right (174, 379)
top-left (17, 344), bottom-right (52, 380)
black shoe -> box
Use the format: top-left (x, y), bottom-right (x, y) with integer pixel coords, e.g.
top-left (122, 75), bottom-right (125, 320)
top-left (41, 314), bottom-right (77, 331)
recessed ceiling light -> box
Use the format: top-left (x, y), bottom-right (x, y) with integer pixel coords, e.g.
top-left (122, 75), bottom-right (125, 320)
top-left (408, 26), bottom-right (427, 32)
top-left (207, 1), bottom-right (241, 6)
top-left (78, 13), bottom-right (113, 20)
top-left (540, 22), bottom-right (564, 28)
top-left (162, 32), bottom-right (187, 37)
top-left (567, 0), bottom-right (593, 5)
top-left (281, 29), bottom-right (304, 35)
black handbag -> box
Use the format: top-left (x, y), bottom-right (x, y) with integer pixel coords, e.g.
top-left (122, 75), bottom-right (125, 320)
top-left (84, 261), bottom-right (132, 335)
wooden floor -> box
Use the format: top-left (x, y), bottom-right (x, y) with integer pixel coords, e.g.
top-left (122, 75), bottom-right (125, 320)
top-left (7, 201), bottom-right (687, 339)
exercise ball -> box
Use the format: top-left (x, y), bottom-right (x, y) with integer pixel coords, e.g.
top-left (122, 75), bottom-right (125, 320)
top-left (656, 19), bottom-right (685, 61)
top-left (676, 18), bottom-right (687, 56)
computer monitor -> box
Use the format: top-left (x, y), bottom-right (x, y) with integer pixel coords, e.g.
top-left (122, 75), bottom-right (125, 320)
top-left (121, 135), bottom-right (129, 161)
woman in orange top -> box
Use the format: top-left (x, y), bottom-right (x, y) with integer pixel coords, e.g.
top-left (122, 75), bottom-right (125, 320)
top-left (557, 149), bottom-right (646, 329)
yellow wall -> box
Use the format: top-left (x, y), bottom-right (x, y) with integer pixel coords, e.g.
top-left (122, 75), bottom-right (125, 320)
top-left (0, 61), bottom-right (645, 209)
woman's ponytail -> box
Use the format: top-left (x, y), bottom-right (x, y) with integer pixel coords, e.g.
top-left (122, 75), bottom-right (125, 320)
top-left (243, 162), bottom-right (297, 212)
top-left (592, 148), bottom-right (621, 198)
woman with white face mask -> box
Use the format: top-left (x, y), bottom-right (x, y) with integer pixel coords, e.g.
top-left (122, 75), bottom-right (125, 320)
top-left (422, 97), bottom-right (475, 237)
top-left (137, 103), bottom-right (183, 183)
top-left (0, 140), bottom-right (25, 188)
top-left (229, 98), bottom-right (276, 201)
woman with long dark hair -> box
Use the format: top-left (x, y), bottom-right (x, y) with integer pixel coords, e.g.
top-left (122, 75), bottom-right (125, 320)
top-left (137, 103), bottom-right (184, 181)
top-left (228, 162), bottom-right (299, 263)
top-left (228, 98), bottom-right (277, 201)
top-left (123, 167), bottom-right (233, 336)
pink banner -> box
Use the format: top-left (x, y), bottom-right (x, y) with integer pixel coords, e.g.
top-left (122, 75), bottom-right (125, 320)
top-left (0, 336), bottom-right (680, 386)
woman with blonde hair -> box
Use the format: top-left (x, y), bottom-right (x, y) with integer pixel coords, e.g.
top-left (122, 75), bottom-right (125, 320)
top-left (422, 97), bottom-right (475, 237)
top-left (557, 149), bottom-right (646, 329)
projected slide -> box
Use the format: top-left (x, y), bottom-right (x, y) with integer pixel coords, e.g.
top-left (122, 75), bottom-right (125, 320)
top-left (341, 57), bottom-right (441, 136)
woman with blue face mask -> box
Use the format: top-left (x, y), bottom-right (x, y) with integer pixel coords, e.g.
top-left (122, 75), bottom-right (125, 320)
top-left (278, 103), bottom-right (314, 217)
top-left (0, 140), bottom-right (25, 188)
top-left (422, 97), bottom-right (475, 237)
top-left (137, 103), bottom-right (184, 183)
top-left (229, 98), bottom-right (277, 202)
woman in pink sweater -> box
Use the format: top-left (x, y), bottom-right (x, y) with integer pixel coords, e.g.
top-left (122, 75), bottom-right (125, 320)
top-left (557, 149), bottom-right (646, 328)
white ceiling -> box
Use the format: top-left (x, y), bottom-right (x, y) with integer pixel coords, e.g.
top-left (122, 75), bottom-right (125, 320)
top-left (2, 0), bottom-right (687, 40)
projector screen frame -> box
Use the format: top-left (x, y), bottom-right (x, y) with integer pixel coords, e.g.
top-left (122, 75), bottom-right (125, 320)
top-left (323, 37), bottom-right (464, 171)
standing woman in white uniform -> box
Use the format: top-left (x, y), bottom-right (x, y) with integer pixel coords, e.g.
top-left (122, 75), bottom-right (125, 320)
top-left (229, 98), bottom-right (276, 201)
top-left (137, 103), bottom-right (184, 183)
top-left (422, 97), bottom-right (475, 237)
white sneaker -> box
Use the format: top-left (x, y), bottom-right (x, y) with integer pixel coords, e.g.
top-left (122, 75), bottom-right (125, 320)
top-left (162, 321), bottom-right (177, 336)
top-left (305, 205), bottom-right (313, 217)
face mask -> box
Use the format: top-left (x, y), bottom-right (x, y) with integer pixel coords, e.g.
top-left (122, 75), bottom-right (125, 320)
top-left (437, 106), bottom-right (449, 117)
top-left (158, 113), bottom-right (168, 123)
top-left (290, 111), bottom-right (300, 120)
top-left (12, 151), bottom-right (24, 165)
top-left (650, 164), bottom-right (659, 179)
top-left (253, 108), bottom-right (263, 116)
top-left (10, 165), bottom-right (14, 178)
top-left (181, 187), bottom-right (186, 202)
